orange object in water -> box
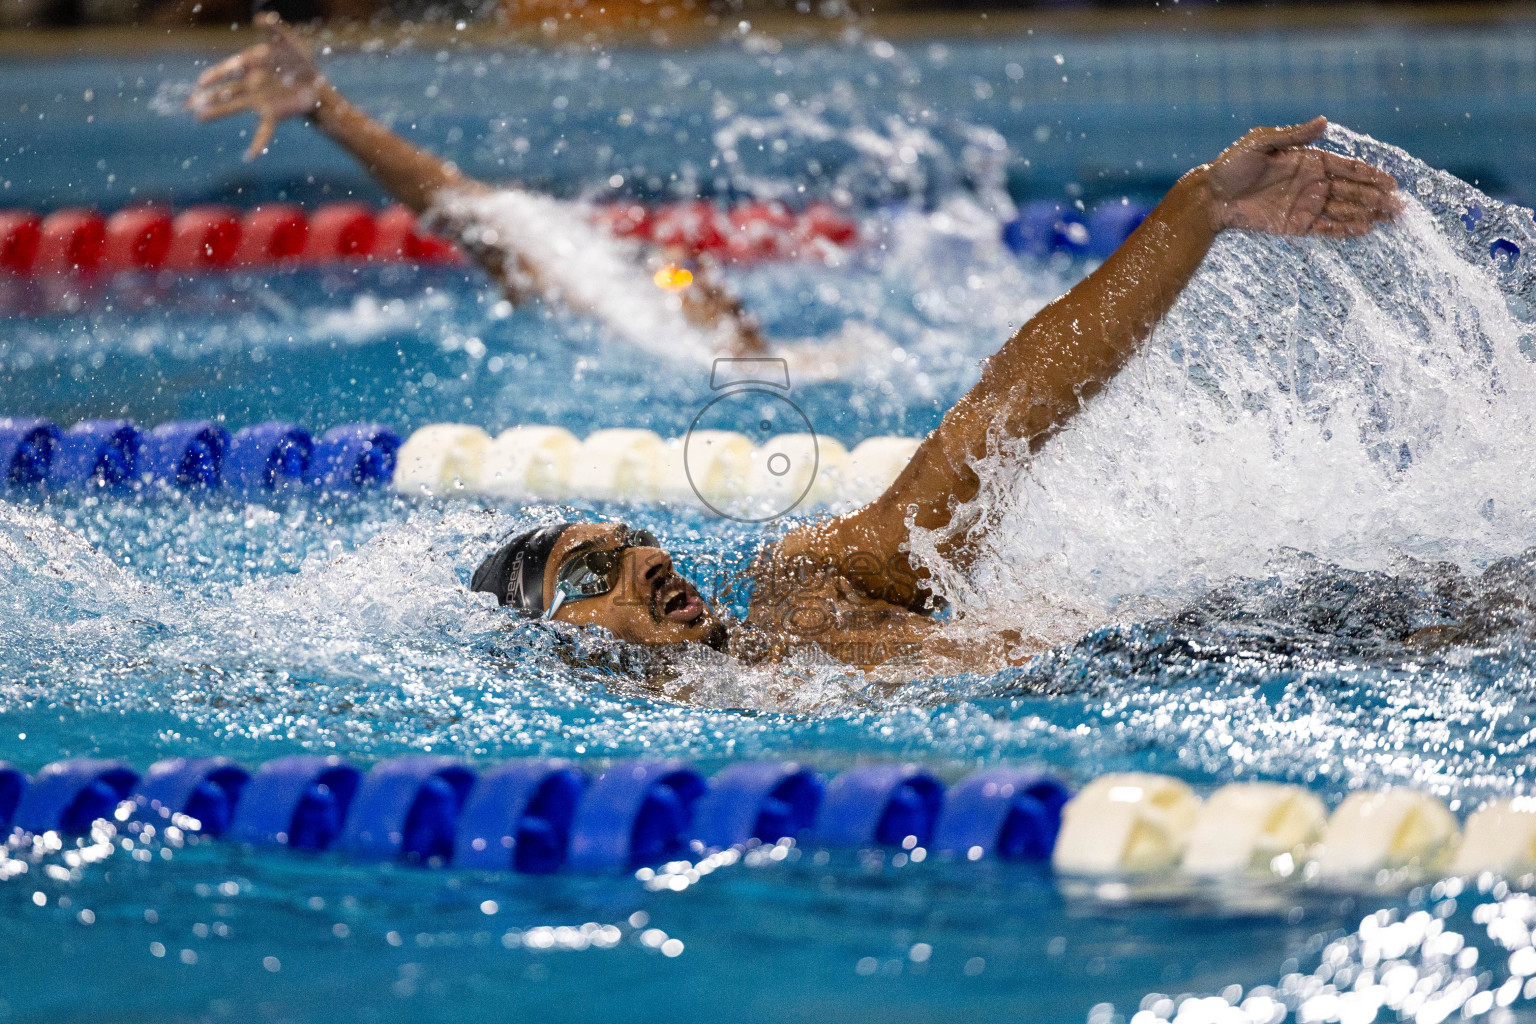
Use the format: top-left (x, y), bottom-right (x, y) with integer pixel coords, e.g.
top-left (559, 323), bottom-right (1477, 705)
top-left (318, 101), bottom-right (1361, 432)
top-left (373, 205), bottom-right (420, 260)
top-left (373, 205), bottom-right (461, 263)
top-left (795, 202), bottom-right (858, 246)
top-left (653, 263), bottom-right (693, 291)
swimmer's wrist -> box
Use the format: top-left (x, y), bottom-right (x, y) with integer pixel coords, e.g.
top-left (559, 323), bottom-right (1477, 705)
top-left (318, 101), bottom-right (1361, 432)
top-left (1171, 163), bottom-right (1222, 235)
top-left (308, 79), bottom-right (346, 126)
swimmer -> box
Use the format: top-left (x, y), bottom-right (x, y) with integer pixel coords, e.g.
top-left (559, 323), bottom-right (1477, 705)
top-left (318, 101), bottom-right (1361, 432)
top-left (463, 117), bottom-right (1400, 673)
top-left (187, 13), bottom-right (768, 356)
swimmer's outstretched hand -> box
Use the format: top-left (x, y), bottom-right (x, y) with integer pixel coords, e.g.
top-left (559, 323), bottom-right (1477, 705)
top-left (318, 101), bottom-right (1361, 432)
top-left (186, 12), bottom-right (323, 162)
top-left (1205, 116), bottom-right (1401, 238)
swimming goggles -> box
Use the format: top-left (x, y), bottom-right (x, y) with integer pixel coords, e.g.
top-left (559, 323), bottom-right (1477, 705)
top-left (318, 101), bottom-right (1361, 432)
top-left (544, 527), bottom-right (659, 620)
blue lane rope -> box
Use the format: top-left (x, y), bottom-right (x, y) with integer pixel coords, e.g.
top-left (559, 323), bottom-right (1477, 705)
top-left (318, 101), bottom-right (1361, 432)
top-left (0, 417), bottom-right (399, 495)
top-left (0, 418), bottom-right (59, 488)
top-left (0, 755), bottom-right (1071, 874)
top-left (1001, 200), bottom-right (1153, 261)
top-left (50, 420), bottom-right (142, 488)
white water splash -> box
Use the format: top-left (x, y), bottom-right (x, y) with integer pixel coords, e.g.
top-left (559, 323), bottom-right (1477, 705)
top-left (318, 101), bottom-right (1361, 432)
top-left (305, 291), bottom-right (455, 346)
top-left (914, 126), bottom-right (1536, 633)
top-left (432, 187), bottom-right (729, 365)
top-left (0, 502), bottom-right (149, 620)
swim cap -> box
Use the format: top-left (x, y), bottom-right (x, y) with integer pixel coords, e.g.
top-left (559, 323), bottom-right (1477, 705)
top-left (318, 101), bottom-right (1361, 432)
top-left (471, 523), bottom-right (572, 617)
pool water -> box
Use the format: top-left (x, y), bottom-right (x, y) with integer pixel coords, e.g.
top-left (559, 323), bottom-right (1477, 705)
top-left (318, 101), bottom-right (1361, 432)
top-left (4, 21), bottom-right (1536, 1024)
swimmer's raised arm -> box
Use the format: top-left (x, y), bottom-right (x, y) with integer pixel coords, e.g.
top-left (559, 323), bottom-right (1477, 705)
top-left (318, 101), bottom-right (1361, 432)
top-left (782, 117), bottom-right (1401, 610)
top-left (187, 13), bottom-right (465, 209)
top-left (186, 13), bottom-right (765, 353)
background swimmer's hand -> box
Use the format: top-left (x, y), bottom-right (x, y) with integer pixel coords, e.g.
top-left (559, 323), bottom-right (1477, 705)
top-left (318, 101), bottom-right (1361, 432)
top-left (186, 12), bottom-right (323, 162)
top-left (1205, 116), bottom-right (1401, 239)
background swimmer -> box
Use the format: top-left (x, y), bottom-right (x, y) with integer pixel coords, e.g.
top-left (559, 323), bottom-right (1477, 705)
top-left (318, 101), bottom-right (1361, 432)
top-left (465, 117), bottom-right (1401, 672)
top-left (188, 12), bottom-right (769, 356)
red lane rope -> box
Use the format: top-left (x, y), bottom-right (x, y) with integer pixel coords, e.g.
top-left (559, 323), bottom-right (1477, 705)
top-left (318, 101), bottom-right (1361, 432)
top-left (595, 199), bottom-right (857, 261)
top-left (0, 200), bottom-right (858, 277)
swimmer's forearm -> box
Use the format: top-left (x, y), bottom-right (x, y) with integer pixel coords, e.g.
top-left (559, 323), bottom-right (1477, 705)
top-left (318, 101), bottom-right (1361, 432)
top-left (307, 80), bottom-right (530, 289)
top-left (802, 168), bottom-right (1221, 607)
top-left (907, 168), bottom-right (1216, 507)
top-left (309, 80), bottom-right (484, 214)
top-left (945, 166), bottom-right (1219, 456)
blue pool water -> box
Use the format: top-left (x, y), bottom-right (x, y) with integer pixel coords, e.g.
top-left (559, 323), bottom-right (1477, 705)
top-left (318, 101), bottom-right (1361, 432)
top-left (5, 20), bottom-right (1536, 1024)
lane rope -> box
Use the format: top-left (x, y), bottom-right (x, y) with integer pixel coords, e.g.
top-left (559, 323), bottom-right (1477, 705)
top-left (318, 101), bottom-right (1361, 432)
top-left (1, 416), bottom-right (922, 509)
top-left (0, 756), bottom-right (1520, 883)
top-left (0, 200), bottom-right (863, 278)
top-left (0, 197), bottom-right (1166, 278)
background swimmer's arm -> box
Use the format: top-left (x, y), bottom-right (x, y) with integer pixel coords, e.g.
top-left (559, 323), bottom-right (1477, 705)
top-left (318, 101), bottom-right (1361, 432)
top-left (186, 14), bottom-right (470, 208)
top-left (781, 118), bottom-right (1400, 611)
top-left (186, 14), bottom-right (763, 351)
top-left (658, 250), bottom-right (769, 355)
top-left (187, 14), bottom-right (547, 296)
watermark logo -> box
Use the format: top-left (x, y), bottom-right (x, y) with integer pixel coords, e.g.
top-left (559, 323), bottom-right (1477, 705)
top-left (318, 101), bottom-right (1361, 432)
top-left (684, 357), bottom-right (819, 523)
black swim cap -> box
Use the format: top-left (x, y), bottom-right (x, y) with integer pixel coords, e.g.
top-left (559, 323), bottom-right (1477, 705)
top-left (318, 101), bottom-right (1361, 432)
top-left (471, 523), bottom-right (573, 617)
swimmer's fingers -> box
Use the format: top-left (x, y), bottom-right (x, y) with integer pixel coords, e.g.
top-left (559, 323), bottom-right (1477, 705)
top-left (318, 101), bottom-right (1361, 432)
top-left (189, 17), bottom-right (314, 104)
top-left (188, 70), bottom-right (275, 121)
top-left (1247, 115), bottom-right (1329, 153)
top-left (1310, 218), bottom-right (1359, 239)
top-left (1312, 199), bottom-right (1384, 237)
top-left (191, 71), bottom-right (256, 106)
top-left (189, 56), bottom-right (273, 117)
top-left (1314, 207), bottom-right (1383, 238)
top-left (1324, 179), bottom-right (1387, 208)
top-left (246, 114), bottom-right (278, 162)
top-left (193, 50), bottom-right (258, 92)
top-left (188, 65), bottom-right (255, 115)
top-left (190, 96), bottom-right (259, 122)
top-left (1318, 150), bottom-right (1399, 193)
top-left (1325, 178), bottom-right (1402, 218)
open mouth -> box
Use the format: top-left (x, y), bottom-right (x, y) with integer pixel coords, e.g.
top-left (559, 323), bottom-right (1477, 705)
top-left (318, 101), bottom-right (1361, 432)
top-left (652, 573), bottom-right (705, 624)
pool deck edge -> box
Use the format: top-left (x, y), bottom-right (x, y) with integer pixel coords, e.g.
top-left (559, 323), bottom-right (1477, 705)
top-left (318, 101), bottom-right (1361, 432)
top-left (0, 2), bottom-right (1532, 57)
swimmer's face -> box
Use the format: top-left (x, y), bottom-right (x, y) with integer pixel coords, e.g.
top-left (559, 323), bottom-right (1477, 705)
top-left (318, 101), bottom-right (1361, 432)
top-left (542, 523), bottom-right (727, 650)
